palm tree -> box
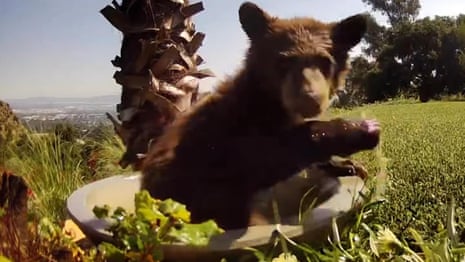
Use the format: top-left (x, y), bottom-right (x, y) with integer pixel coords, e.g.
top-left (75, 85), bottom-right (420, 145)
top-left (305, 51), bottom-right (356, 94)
top-left (101, 0), bottom-right (213, 170)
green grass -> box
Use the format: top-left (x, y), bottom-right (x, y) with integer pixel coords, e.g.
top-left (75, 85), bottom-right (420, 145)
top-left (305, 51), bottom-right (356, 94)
top-left (1, 126), bottom-right (125, 222)
top-left (330, 101), bottom-right (465, 238)
top-left (2, 101), bottom-right (465, 260)
top-left (4, 102), bottom-right (464, 233)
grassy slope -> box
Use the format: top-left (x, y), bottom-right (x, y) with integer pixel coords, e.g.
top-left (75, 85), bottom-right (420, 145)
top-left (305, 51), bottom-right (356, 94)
top-left (3, 100), bottom-right (464, 238)
top-left (3, 101), bottom-right (465, 260)
top-left (331, 101), bottom-right (465, 236)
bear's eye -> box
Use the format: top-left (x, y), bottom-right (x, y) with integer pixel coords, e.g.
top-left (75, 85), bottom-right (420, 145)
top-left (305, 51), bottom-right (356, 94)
top-left (313, 56), bottom-right (335, 78)
top-left (277, 55), bottom-right (299, 74)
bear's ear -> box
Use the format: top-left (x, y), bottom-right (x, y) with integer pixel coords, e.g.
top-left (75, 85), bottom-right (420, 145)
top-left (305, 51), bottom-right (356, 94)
top-left (331, 14), bottom-right (367, 50)
top-left (239, 2), bottom-right (272, 40)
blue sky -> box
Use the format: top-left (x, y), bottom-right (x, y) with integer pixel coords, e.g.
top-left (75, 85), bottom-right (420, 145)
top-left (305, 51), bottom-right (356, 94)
top-left (1, 0), bottom-right (465, 99)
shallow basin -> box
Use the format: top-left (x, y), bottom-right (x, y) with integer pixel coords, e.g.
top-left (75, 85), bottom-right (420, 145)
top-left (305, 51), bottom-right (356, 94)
top-left (67, 172), bottom-right (364, 261)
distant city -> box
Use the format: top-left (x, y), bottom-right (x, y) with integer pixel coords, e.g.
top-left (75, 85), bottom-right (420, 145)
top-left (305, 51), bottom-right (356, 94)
top-left (4, 95), bottom-right (120, 130)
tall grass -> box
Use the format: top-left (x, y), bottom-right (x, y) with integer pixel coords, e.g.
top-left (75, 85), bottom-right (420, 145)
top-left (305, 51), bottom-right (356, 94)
top-left (4, 133), bottom-right (83, 221)
top-left (2, 125), bottom-right (125, 222)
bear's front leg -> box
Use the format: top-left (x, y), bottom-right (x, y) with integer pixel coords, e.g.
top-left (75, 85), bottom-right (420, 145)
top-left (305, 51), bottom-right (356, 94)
top-left (224, 118), bottom-right (380, 191)
top-left (304, 118), bottom-right (380, 158)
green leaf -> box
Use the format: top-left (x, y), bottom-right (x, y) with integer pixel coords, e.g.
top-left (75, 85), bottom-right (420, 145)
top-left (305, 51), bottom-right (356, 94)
top-left (166, 220), bottom-right (224, 246)
top-left (158, 198), bottom-right (191, 222)
top-left (37, 217), bottom-right (60, 240)
top-left (93, 204), bottom-right (111, 219)
top-left (134, 190), bottom-right (158, 211)
top-left (98, 242), bottom-right (126, 262)
top-left (112, 206), bottom-right (127, 219)
top-left (134, 190), bottom-right (167, 223)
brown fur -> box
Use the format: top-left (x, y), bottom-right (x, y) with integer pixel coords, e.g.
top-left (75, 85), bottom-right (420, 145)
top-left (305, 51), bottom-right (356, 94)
top-left (141, 2), bottom-right (378, 230)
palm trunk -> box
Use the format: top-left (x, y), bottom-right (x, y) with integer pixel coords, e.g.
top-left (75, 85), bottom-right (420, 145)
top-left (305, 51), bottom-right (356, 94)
top-left (100, 0), bottom-right (213, 170)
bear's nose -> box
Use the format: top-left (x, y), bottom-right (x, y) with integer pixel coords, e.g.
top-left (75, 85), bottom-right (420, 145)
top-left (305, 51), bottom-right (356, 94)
top-left (302, 68), bottom-right (328, 94)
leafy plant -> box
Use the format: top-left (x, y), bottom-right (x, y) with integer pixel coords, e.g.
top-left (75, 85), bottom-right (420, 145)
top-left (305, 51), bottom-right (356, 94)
top-left (93, 190), bottom-right (224, 261)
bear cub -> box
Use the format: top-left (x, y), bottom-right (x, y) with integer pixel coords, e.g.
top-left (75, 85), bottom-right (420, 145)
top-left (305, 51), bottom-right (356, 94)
top-left (141, 2), bottom-right (380, 230)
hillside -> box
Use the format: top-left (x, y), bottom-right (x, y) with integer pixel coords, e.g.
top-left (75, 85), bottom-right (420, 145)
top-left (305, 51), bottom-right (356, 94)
top-left (0, 100), bottom-right (24, 143)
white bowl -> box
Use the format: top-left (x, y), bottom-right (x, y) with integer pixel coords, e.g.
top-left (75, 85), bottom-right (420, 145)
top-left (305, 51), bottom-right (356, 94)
top-left (67, 173), bottom-right (364, 261)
